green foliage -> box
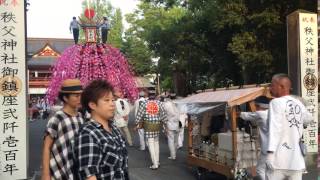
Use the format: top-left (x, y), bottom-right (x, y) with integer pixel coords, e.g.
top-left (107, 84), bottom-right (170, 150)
top-left (161, 76), bottom-right (173, 90)
top-left (121, 32), bottom-right (154, 75)
top-left (79, 0), bottom-right (123, 47)
top-left (124, 0), bottom-right (316, 95)
top-left (108, 8), bottom-right (123, 48)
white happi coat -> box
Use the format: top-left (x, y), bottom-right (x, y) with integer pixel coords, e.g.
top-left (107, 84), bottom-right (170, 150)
top-left (240, 110), bottom-right (268, 154)
top-left (267, 95), bottom-right (313, 170)
top-left (163, 100), bottom-right (180, 131)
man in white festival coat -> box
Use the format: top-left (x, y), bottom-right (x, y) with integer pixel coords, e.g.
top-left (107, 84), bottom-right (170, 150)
top-left (239, 101), bottom-right (268, 180)
top-left (266, 74), bottom-right (313, 180)
top-left (163, 94), bottom-right (180, 160)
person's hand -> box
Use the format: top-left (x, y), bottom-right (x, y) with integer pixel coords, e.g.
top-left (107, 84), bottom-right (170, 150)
top-left (164, 127), bottom-right (168, 136)
top-left (123, 115), bottom-right (128, 121)
top-left (133, 125), bottom-right (138, 131)
top-left (265, 153), bottom-right (275, 171)
top-left (41, 174), bottom-right (51, 180)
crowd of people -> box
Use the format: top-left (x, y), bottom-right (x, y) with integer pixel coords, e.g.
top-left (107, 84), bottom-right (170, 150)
top-left (40, 73), bottom-right (314, 180)
top-left (28, 97), bottom-right (50, 121)
top-left (41, 78), bottom-right (187, 180)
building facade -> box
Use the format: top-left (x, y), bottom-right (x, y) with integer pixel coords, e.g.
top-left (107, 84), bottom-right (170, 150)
top-left (27, 38), bottom-right (155, 99)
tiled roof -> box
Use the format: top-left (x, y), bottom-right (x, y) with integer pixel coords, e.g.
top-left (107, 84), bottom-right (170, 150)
top-left (28, 57), bottom-right (56, 69)
top-left (27, 38), bottom-right (73, 67)
top-left (27, 38), bottom-right (73, 55)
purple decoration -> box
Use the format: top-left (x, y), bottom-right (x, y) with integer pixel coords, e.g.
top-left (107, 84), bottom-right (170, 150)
top-left (46, 43), bottom-right (139, 104)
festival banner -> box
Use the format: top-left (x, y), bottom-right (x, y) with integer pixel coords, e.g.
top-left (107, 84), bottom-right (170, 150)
top-left (0, 0), bottom-right (28, 179)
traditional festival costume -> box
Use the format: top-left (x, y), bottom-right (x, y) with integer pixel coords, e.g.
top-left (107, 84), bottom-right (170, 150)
top-left (163, 99), bottom-right (180, 159)
top-left (135, 99), bottom-right (167, 169)
top-left (266, 95), bottom-right (313, 180)
top-left (114, 98), bottom-right (133, 146)
top-left (240, 110), bottom-right (268, 180)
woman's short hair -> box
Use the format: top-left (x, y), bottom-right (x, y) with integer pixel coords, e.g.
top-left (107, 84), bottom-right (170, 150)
top-left (81, 79), bottom-right (114, 113)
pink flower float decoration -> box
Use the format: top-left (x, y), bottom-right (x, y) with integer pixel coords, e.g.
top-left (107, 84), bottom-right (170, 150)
top-left (46, 43), bottom-right (139, 104)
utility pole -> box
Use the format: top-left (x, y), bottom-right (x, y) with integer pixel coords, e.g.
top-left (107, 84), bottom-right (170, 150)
top-left (157, 73), bottom-right (160, 95)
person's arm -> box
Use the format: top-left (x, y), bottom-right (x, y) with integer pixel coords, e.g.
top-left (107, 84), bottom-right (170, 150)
top-left (75, 132), bottom-right (100, 179)
top-left (267, 99), bottom-right (283, 152)
top-left (41, 135), bottom-right (54, 180)
top-left (240, 112), bottom-right (260, 121)
top-left (134, 100), bottom-right (139, 117)
top-left (69, 22), bottom-right (72, 32)
top-left (135, 102), bottom-right (145, 124)
top-left (41, 116), bottom-right (59, 180)
top-left (302, 107), bottom-right (313, 126)
top-left (160, 102), bottom-right (168, 132)
top-left (86, 176), bottom-right (97, 180)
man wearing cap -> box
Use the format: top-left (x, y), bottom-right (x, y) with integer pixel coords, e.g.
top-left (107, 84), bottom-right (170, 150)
top-left (134, 91), bottom-right (147, 150)
top-left (41, 79), bottom-right (85, 180)
top-left (136, 90), bottom-right (167, 169)
top-left (238, 99), bottom-right (269, 180)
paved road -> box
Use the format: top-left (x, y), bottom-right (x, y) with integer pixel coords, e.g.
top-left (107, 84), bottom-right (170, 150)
top-left (28, 117), bottom-right (317, 180)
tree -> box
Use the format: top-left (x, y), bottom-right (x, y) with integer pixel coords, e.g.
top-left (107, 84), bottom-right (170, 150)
top-left (79, 0), bottom-right (123, 47)
top-left (121, 34), bottom-right (155, 75)
top-left (128, 0), bottom-right (316, 95)
top-left (108, 8), bottom-right (123, 48)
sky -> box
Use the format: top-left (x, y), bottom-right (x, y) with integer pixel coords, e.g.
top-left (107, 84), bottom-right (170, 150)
top-left (27, 0), bottom-right (139, 38)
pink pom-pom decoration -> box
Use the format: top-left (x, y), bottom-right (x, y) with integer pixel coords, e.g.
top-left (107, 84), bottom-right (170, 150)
top-left (46, 43), bottom-right (139, 104)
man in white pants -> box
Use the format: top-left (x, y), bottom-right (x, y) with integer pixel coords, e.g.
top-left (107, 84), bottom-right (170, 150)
top-left (134, 91), bottom-right (147, 150)
top-left (135, 91), bottom-right (167, 169)
top-left (239, 100), bottom-right (268, 180)
top-left (114, 89), bottom-right (133, 146)
top-left (163, 94), bottom-right (180, 160)
top-left (266, 74), bottom-right (313, 180)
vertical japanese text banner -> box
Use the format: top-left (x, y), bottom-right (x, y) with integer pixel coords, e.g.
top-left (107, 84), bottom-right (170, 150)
top-left (299, 13), bottom-right (318, 153)
top-left (0, 0), bottom-right (27, 179)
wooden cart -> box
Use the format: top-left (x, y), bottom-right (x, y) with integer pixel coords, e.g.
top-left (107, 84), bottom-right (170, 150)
top-left (176, 85), bottom-right (270, 179)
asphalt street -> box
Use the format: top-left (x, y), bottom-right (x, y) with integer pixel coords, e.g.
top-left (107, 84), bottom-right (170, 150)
top-left (28, 116), bottom-right (318, 180)
top-left (27, 117), bottom-right (221, 180)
